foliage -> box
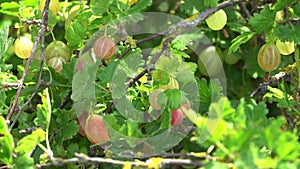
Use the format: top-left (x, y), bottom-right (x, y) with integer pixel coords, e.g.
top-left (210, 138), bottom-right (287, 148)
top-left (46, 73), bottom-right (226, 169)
top-left (0, 0), bottom-right (299, 168)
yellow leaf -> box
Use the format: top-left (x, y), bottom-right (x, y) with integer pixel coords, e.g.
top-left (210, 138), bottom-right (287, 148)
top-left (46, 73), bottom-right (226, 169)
top-left (123, 161), bottom-right (131, 169)
top-left (147, 157), bottom-right (163, 169)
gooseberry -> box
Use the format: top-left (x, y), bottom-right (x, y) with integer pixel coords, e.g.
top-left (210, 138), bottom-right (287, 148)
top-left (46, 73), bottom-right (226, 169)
top-left (205, 9), bottom-right (227, 31)
top-left (47, 56), bottom-right (64, 72)
top-left (45, 41), bottom-right (70, 62)
top-left (14, 36), bottom-right (33, 59)
top-left (93, 36), bottom-right (116, 60)
top-left (171, 100), bottom-right (190, 126)
top-left (257, 43), bottom-right (281, 72)
top-left (85, 115), bottom-right (110, 144)
top-left (77, 111), bottom-right (88, 136)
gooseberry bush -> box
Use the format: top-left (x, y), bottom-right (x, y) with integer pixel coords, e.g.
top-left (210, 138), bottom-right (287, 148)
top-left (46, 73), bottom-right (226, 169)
top-left (0, 0), bottom-right (300, 168)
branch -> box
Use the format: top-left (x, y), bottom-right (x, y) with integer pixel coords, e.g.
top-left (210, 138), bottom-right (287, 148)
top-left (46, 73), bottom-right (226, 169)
top-left (36, 153), bottom-right (204, 168)
top-left (7, 0), bottom-right (50, 122)
top-left (249, 71), bottom-right (292, 102)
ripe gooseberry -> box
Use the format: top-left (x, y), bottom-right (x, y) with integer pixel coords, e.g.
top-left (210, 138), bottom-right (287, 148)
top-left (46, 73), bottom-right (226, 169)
top-left (77, 111), bottom-right (88, 136)
top-left (275, 39), bottom-right (295, 55)
top-left (14, 36), bottom-right (33, 59)
top-left (85, 115), bottom-right (110, 144)
top-left (93, 36), bottom-right (116, 60)
top-left (257, 43), bottom-right (281, 72)
top-left (205, 9), bottom-right (227, 31)
top-left (171, 100), bottom-right (190, 126)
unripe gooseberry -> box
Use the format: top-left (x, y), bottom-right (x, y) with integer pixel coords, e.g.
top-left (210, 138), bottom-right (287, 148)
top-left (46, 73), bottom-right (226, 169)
top-left (45, 41), bottom-right (70, 62)
top-left (39, 0), bottom-right (60, 15)
top-left (257, 43), bottom-right (281, 72)
top-left (14, 36), bottom-right (33, 59)
top-left (205, 9), bottom-right (227, 31)
top-left (85, 115), bottom-right (110, 144)
top-left (93, 36), bottom-right (116, 60)
top-left (47, 57), bottom-right (64, 72)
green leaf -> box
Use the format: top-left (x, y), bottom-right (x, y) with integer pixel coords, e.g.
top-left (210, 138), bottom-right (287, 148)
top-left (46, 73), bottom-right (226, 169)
top-left (65, 22), bottom-right (86, 47)
top-left (15, 129), bottom-right (45, 155)
top-left (34, 89), bottom-right (52, 128)
top-left (165, 89), bottom-right (181, 110)
top-left (128, 0), bottom-right (152, 14)
top-left (228, 32), bottom-right (255, 54)
top-left (172, 33), bottom-right (207, 51)
top-left (274, 25), bottom-right (300, 44)
top-left (152, 70), bottom-right (170, 85)
top-left (0, 26), bottom-right (14, 61)
top-left (98, 60), bottom-right (119, 83)
top-left (13, 155), bottom-right (34, 169)
top-left (198, 78), bottom-right (223, 113)
top-left (249, 7), bottom-right (276, 34)
top-left (61, 58), bottom-right (76, 80)
top-left (59, 120), bottom-right (78, 140)
top-left (0, 116), bottom-right (14, 165)
top-left (155, 55), bottom-right (180, 75)
top-left (91, 0), bottom-right (110, 15)
top-left (273, 0), bottom-right (294, 11)
top-left (293, 2), bottom-right (300, 16)
top-left (72, 62), bottom-right (98, 102)
top-left (204, 0), bottom-right (218, 7)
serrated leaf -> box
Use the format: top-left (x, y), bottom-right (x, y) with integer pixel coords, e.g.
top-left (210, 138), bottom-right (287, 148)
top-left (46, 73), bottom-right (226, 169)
top-left (98, 61), bottom-right (119, 83)
top-left (155, 55), bottom-right (180, 74)
top-left (228, 32), bottom-right (255, 54)
top-left (293, 2), bottom-right (300, 16)
top-left (91, 0), bottom-right (110, 15)
top-left (198, 78), bottom-right (223, 113)
top-left (273, 0), bottom-right (294, 11)
top-left (172, 33), bottom-right (206, 51)
top-left (128, 0), bottom-right (152, 14)
top-left (61, 59), bottom-right (76, 80)
top-left (165, 89), bottom-right (181, 110)
top-left (65, 23), bottom-right (86, 47)
top-left (34, 89), bottom-right (51, 128)
top-left (177, 62), bottom-right (197, 82)
top-left (204, 0), bottom-right (218, 7)
top-left (13, 155), bottom-right (34, 169)
top-left (274, 25), bottom-right (300, 44)
top-left (152, 70), bottom-right (170, 85)
top-left (15, 129), bottom-right (45, 155)
top-left (0, 116), bottom-right (14, 165)
top-left (72, 63), bottom-right (98, 101)
top-left (60, 120), bottom-right (78, 140)
top-left (0, 26), bottom-right (14, 61)
top-left (249, 7), bottom-right (276, 34)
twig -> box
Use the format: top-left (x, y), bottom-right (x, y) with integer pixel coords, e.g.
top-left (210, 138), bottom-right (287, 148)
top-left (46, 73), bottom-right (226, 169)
top-left (59, 90), bottom-right (72, 109)
top-left (7, 0), bottom-right (50, 122)
top-left (36, 152), bottom-right (204, 168)
top-left (249, 72), bottom-right (290, 102)
top-left (238, 1), bottom-right (251, 21)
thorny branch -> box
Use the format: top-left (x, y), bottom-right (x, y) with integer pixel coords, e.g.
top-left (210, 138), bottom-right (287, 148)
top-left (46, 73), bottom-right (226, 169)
top-left (36, 152), bottom-right (204, 168)
top-left (7, 0), bottom-right (50, 124)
